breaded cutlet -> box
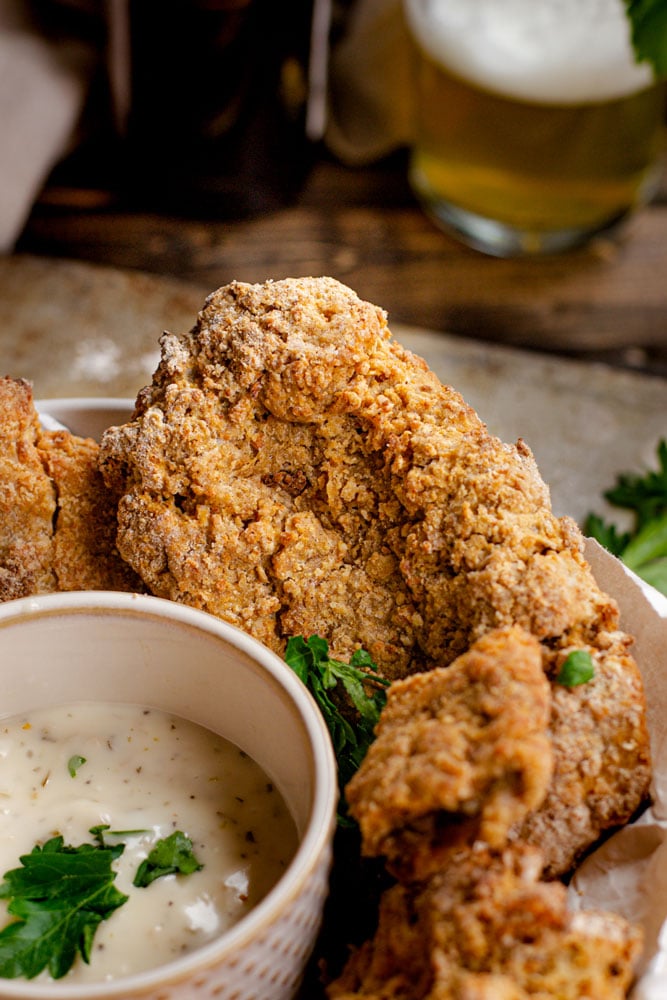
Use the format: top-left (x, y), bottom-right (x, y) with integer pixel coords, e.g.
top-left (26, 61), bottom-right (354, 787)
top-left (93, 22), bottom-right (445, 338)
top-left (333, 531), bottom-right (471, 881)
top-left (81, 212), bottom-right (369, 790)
top-left (98, 276), bottom-right (651, 877)
top-left (0, 376), bottom-right (142, 598)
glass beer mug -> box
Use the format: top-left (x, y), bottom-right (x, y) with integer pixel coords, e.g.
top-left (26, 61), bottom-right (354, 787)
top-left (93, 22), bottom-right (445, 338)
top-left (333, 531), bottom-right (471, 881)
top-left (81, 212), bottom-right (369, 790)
top-left (403, 0), bottom-right (667, 256)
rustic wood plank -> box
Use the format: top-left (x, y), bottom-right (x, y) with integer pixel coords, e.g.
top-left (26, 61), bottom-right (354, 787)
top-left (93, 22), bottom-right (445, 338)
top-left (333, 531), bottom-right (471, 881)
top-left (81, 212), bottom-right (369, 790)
top-left (16, 150), bottom-right (667, 372)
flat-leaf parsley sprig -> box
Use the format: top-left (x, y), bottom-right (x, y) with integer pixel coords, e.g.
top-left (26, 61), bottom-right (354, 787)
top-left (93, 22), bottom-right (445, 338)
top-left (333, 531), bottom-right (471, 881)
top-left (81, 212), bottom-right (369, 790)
top-left (0, 833), bottom-right (128, 980)
top-left (285, 635), bottom-right (389, 821)
top-left (0, 826), bottom-right (204, 980)
top-left (133, 831), bottom-right (203, 888)
top-left (585, 439), bottom-right (667, 595)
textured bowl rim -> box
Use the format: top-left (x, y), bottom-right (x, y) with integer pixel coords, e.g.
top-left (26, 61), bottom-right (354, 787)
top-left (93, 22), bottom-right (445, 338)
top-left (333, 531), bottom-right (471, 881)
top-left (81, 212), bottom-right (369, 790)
top-left (0, 591), bottom-right (338, 998)
top-left (35, 397), bottom-right (134, 411)
top-left (35, 398), bottom-right (134, 438)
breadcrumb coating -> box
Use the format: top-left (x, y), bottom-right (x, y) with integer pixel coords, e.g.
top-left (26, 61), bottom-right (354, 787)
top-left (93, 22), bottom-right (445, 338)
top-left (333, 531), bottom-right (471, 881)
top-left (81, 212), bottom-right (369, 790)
top-left (0, 377), bottom-right (57, 600)
top-left (327, 845), bottom-right (643, 1000)
top-left (0, 376), bottom-right (141, 597)
top-left (346, 626), bottom-right (553, 882)
top-left (38, 429), bottom-right (143, 593)
top-left (98, 277), bottom-right (651, 876)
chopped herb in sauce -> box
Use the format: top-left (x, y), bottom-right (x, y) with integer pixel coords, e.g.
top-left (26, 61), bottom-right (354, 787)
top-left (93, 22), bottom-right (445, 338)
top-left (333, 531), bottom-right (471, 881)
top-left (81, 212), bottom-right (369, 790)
top-left (0, 703), bottom-right (297, 981)
top-left (0, 832), bottom-right (128, 980)
top-left (133, 831), bottom-right (203, 888)
top-left (67, 754), bottom-right (87, 778)
top-left (0, 825), bottom-right (207, 979)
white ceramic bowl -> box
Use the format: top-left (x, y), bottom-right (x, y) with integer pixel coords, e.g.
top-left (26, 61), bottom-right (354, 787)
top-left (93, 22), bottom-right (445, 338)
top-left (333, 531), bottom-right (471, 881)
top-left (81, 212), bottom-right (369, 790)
top-left (35, 398), bottom-right (134, 439)
top-left (0, 592), bottom-right (337, 1000)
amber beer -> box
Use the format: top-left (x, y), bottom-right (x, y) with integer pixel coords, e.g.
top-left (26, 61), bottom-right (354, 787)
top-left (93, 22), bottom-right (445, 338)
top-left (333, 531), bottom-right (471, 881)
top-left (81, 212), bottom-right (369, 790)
top-left (404, 0), bottom-right (666, 255)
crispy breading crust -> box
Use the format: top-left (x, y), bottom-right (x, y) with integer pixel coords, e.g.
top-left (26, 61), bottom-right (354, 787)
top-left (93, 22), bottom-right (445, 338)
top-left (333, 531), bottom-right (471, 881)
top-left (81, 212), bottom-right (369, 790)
top-left (38, 430), bottom-right (143, 593)
top-left (0, 376), bottom-right (141, 598)
top-left (0, 377), bottom-right (58, 600)
top-left (327, 845), bottom-right (643, 1000)
top-left (346, 626), bottom-right (553, 882)
top-left (97, 277), bottom-right (651, 876)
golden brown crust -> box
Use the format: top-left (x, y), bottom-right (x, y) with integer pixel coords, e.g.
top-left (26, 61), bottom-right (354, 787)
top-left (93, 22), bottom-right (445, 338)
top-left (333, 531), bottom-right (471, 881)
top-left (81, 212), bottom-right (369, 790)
top-left (516, 634), bottom-right (649, 876)
top-left (346, 626), bottom-right (553, 882)
top-left (0, 376), bottom-right (141, 598)
top-left (99, 277), bottom-right (414, 659)
top-left (327, 845), bottom-right (643, 1000)
top-left (98, 277), bottom-right (651, 877)
top-left (38, 431), bottom-right (144, 593)
top-left (0, 377), bottom-right (58, 600)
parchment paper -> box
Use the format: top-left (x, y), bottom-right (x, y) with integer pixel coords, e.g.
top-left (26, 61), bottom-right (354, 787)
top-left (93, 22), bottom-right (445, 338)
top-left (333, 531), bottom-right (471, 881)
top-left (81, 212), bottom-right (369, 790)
top-left (572, 540), bottom-right (667, 998)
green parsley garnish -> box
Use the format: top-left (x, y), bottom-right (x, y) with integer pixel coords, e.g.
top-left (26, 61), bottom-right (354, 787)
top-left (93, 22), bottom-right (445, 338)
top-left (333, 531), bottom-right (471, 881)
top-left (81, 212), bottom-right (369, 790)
top-left (624, 0), bottom-right (667, 77)
top-left (0, 825), bottom-right (204, 980)
top-left (285, 635), bottom-right (389, 823)
top-left (90, 824), bottom-right (148, 848)
top-left (67, 754), bottom-right (87, 778)
top-left (0, 832), bottom-right (128, 980)
top-left (585, 439), bottom-right (667, 595)
top-left (133, 831), bottom-right (203, 888)
top-left (556, 650), bottom-right (595, 687)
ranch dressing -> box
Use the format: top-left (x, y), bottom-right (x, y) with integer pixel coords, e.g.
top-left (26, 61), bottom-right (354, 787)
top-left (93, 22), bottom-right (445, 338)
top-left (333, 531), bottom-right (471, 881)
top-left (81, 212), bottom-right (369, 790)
top-left (0, 703), bottom-right (298, 983)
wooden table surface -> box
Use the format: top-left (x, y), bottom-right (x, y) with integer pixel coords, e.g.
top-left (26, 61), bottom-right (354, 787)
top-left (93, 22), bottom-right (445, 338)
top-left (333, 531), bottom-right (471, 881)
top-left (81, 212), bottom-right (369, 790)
top-left (14, 146), bottom-right (667, 377)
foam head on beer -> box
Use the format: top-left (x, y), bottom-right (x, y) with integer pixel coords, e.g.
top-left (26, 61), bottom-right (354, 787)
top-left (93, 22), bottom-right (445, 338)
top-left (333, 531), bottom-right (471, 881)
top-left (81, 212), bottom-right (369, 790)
top-left (405, 0), bottom-right (655, 104)
top-left (403, 0), bottom-right (665, 255)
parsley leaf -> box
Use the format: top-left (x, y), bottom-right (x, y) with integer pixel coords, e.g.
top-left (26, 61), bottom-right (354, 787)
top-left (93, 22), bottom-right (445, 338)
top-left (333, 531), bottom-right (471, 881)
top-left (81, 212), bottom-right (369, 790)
top-left (585, 440), bottom-right (667, 596)
top-left (556, 650), bottom-right (595, 687)
top-left (133, 831), bottom-right (203, 888)
top-left (583, 513), bottom-right (630, 558)
top-left (624, 0), bottom-right (667, 77)
top-left (0, 834), bottom-right (128, 980)
top-left (67, 755), bottom-right (87, 778)
top-left (285, 635), bottom-right (389, 823)
top-left (89, 824), bottom-right (137, 859)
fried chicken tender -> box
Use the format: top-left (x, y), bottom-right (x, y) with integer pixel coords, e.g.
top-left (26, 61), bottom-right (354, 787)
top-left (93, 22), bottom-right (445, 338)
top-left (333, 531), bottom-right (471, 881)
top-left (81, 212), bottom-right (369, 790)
top-left (97, 276), bottom-right (651, 875)
top-left (0, 377), bottom-right (57, 600)
top-left (346, 626), bottom-right (553, 882)
top-left (0, 376), bottom-right (141, 598)
top-left (327, 845), bottom-right (643, 1000)
top-left (37, 430), bottom-right (143, 593)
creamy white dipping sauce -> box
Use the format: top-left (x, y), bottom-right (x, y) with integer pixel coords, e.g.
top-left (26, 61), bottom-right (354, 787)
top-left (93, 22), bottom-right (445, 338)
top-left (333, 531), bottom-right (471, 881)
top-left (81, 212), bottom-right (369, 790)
top-left (0, 702), bottom-right (299, 983)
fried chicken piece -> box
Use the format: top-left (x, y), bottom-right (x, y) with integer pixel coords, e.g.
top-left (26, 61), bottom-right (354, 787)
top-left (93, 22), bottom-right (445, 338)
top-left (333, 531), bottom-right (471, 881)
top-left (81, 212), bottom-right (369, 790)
top-left (327, 845), bottom-right (643, 1000)
top-left (518, 638), bottom-right (648, 876)
top-left (346, 626), bottom-right (553, 882)
top-left (38, 430), bottom-right (143, 593)
top-left (0, 377), bottom-right (57, 600)
top-left (0, 376), bottom-right (141, 598)
top-left (97, 276), bottom-right (650, 875)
